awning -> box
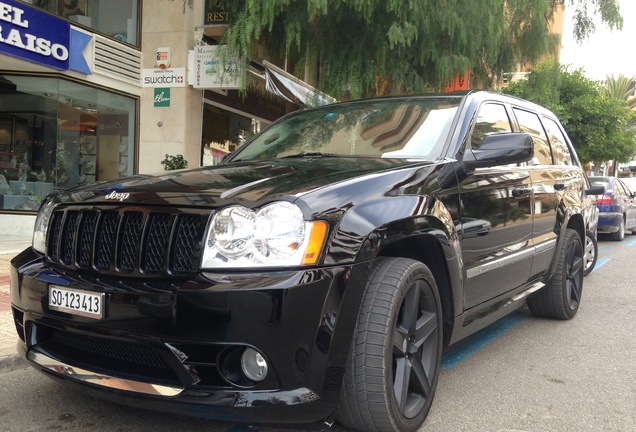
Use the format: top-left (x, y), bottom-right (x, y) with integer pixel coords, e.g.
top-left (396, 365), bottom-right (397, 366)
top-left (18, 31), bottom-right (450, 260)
top-left (263, 60), bottom-right (337, 108)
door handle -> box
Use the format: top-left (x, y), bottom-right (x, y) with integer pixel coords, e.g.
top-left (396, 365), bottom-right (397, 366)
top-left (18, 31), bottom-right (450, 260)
top-left (512, 186), bottom-right (532, 199)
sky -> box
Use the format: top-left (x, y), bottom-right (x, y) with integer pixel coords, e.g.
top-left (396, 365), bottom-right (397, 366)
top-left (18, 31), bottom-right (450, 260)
top-left (559, 0), bottom-right (636, 81)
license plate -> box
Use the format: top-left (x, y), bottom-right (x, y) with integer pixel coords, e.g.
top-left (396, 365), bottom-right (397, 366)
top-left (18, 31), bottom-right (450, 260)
top-left (49, 286), bottom-right (105, 320)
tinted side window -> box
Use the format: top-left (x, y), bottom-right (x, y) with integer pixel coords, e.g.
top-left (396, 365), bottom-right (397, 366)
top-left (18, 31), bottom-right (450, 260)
top-left (513, 108), bottom-right (552, 165)
top-left (471, 103), bottom-right (512, 149)
top-left (615, 180), bottom-right (628, 197)
top-left (543, 117), bottom-right (574, 166)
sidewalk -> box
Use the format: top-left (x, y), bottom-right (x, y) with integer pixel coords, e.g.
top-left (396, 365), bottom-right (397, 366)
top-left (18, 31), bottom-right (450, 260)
top-left (0, 235), bottom-right (33, 373)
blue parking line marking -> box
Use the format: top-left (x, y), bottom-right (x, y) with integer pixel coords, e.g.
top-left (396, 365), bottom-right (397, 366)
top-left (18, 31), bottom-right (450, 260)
top-left (441, 310), bottom-right (528, 370)
top-left (624, 238), bottom-right (636, 247)
top-left (592, 257), bottom-right (611, 272)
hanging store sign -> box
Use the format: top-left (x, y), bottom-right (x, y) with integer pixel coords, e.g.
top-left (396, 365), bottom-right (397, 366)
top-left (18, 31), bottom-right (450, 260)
top-left (154, 88), bottom-right (171, 107)
top-left (142, 68), bottom-right (186, 87)
top-left (204, 0), bottom-right (230, 25)
top-left (190, 45), bottom-right (244, 89)
top-left (0, 0), bottom-right (90, 73)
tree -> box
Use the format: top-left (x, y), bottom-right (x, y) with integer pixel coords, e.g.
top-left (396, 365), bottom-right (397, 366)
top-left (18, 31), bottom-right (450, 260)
top-left (605, 73), bottom-right (636, 109)
top-left (224, 0), bottom-right (623, 99)
top-left (505, 59), bottom-right (636, 165)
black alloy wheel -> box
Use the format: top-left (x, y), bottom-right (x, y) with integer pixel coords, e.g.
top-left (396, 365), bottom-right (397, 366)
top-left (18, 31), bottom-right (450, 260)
top-left (528, 228), bottom-right (584, 319)
top-left (337, 257), bottom-right (443, 432)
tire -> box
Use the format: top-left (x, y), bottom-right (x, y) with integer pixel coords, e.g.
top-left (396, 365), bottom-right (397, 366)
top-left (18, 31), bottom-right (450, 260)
top-left (336, 257), bottom-right (443, 432)
top-left (610, 218), bottom-right (625, 241)
top-left (528, 228), bottom-right (584, 320)
top-left (583, 229), bottom-right (598, 276)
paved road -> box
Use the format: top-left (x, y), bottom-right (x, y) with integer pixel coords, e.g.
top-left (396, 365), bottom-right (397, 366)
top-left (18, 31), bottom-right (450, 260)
top-left (1, 236), bottom-right (634, 432)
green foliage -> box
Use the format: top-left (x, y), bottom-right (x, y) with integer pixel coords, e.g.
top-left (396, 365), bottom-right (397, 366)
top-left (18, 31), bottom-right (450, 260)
top-left (224, 0), bottom-right (622, 99)
top-left (161, 154), bottom-right (189, 170)
top-left (505, 59), bottom-right (636, 165)
top-left (567, 0), bottom-right (623, 41)
top-left (605, 74), bottom-right (636, 109)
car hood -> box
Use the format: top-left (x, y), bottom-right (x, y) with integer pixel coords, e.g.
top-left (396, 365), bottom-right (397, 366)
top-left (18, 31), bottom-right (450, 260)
top-left (56, 158), bottom-right (426, 208)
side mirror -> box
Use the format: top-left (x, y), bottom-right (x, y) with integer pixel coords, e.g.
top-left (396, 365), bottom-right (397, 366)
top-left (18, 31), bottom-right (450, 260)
top-left (460, 132), bottom-right (534, 173)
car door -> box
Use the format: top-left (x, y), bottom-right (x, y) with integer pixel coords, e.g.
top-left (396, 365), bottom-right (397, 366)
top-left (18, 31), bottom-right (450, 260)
top-left (513, 110), bottom-right (583, 280)
top-left (459, 102), bottom-right (533, 309)
top-left (615, 179), bottom-right (636, 230)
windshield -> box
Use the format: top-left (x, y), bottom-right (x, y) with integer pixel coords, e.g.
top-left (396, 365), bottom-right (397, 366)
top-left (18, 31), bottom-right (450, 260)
top-left (230, 98), bottom-right (461, 161)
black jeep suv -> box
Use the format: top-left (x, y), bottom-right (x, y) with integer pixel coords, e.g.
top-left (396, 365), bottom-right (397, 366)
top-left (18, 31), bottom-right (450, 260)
top-left (10, 91), bottom-right (598, 432)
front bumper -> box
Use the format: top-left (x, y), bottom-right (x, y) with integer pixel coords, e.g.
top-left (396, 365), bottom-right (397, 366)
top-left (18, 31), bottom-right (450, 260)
top-left (597, 212), bottom-right (623, 233)
top-left (10, 247), bottom-right (369, 426)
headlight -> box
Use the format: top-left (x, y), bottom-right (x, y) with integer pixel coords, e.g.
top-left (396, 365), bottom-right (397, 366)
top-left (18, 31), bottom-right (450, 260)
top-left (202, 202), bottom-right (328, 269)
top-left (32, 197), bottom-right (57, 254)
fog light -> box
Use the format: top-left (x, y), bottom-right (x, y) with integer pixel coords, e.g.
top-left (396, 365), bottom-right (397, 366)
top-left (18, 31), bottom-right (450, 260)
top-left (240, 348), bottom-right (268, 382)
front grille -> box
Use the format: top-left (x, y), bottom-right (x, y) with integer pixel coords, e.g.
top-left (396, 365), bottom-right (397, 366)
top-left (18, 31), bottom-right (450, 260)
top-left (47, 207), bottom-right (207, 276)
top-left (36, 326), bottom-right (182, 384)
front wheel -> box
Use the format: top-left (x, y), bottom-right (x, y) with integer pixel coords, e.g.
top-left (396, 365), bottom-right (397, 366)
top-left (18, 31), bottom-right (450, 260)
top-left (528, 228), bottom-right (584, 319)
top-left (583, 229), bottom-right (598, 276)
top-left (337, 258), bottom-right (443, 432)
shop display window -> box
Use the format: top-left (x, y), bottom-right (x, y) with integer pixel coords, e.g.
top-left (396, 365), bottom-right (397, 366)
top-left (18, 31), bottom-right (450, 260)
top-left (23, 0), bottom-right (139, 46)
top-left (0, 75), bottom-right (136, 211)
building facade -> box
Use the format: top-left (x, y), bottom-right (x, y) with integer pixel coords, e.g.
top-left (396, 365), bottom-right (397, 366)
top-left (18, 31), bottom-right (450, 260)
top-left (0, 0), bottom-right (303, 235)
top-left (0, 0), bottom-right (142, 233)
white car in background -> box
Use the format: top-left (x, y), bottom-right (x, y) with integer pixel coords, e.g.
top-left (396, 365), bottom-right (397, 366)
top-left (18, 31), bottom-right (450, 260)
top-left (620, 177), bottom-right (636, 195)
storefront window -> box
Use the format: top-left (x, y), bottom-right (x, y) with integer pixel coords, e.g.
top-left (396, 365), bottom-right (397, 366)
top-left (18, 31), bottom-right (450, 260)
top-left (23, 0), bottom-right (139, 46)
top-left (0, 74), bottom-right (136, 211)
top-left (202, 103), bottom-right (266, 166)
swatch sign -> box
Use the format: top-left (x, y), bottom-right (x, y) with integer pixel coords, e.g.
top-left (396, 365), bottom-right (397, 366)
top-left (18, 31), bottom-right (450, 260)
top-left (0, 0), bottom-right (71, 70)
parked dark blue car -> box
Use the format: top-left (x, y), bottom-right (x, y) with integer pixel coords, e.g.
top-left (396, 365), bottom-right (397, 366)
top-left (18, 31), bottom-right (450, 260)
top-left (589, 176), bottom-right (636, 241)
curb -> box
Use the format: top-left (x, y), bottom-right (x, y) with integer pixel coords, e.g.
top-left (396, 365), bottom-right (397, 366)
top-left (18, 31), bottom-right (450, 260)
top-left (0, 353), bottom-right (26, 374)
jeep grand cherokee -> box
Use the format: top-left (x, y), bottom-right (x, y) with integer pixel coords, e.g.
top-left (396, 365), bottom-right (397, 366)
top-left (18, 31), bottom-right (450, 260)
top-left (10, 91), bottom-right (599, 432)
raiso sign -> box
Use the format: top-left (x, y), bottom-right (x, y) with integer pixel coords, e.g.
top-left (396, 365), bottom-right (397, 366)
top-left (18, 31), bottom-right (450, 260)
top-left (0, 0), bottom-right (71, 70)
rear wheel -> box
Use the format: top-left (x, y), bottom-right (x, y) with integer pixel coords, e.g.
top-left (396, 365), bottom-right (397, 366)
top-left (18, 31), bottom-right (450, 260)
top-left (528, 228), bottom-right (584, 319)
top-left (611, 218), bottom-right (625, 241)
top-left (337, 258), bottom-right (443, 432)
top-left (583, 229), bottom-right (598, 276)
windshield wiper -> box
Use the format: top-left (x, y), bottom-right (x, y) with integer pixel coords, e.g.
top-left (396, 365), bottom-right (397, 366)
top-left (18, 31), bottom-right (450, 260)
top-left (280, 152), bottom-right (341, 159)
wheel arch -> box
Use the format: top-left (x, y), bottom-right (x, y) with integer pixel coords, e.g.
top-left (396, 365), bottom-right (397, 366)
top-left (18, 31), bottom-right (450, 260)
top-left (566, 213), bottom-right (585, 245)
top-left (377, 234), bottom-right (456, 347)
top-left (322, 194), bottom-right (463, 347)
top-left (547, 212), bottom-right (585, 277)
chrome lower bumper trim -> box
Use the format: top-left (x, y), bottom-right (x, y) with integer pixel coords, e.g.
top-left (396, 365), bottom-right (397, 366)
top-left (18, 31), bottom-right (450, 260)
top-left (28, 350), bottom-right (184, 397)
